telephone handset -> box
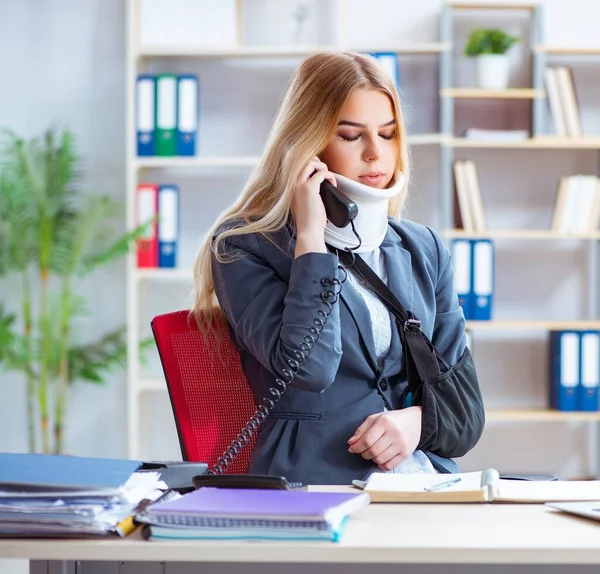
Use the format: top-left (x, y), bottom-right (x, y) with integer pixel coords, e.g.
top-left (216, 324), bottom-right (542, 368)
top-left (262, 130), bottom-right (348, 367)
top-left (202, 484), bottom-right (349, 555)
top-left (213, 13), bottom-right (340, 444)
top-left (319, 179), bottom-right (358, 228)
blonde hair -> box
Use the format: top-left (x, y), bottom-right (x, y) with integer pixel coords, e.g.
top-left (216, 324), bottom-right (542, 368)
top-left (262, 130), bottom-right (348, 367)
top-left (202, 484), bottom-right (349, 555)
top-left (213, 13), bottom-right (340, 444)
top-left (192, 51), bottom-right (411, 329)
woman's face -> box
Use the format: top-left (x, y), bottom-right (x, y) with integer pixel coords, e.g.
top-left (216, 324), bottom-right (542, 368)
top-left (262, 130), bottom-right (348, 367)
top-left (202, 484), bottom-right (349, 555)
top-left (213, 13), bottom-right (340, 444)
top-left (319, 88), bottom-right (399, 189)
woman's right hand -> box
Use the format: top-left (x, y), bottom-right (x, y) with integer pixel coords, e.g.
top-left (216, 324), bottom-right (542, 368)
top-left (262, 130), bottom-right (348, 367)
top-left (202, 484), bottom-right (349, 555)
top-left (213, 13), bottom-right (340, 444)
top-left (292, 156), bottom-right (337, 258)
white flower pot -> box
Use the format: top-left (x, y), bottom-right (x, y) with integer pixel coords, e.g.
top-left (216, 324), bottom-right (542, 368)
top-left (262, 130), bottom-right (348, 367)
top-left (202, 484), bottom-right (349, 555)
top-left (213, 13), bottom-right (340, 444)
top-left (476, 54), bottom-right (509, 90)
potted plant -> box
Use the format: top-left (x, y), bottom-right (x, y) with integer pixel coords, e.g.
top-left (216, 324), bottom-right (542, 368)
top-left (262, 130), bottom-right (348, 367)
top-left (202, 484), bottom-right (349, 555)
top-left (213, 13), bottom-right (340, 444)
top-left (0, 126), bottom-right (151, 454)
top-left (464, 28), bottom-right (520, 90)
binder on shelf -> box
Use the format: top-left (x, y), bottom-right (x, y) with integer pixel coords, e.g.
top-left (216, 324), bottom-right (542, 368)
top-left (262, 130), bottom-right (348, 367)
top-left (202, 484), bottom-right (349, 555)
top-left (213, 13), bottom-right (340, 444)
top-left (370, 52), bottom-right (400, 91)
top-left (472, 239), bottom-right (494, 321)
top-left (549, 331), bottom-right (580, 412)
top-left (579, 331), bottom-right (600, 411)
top-left (158, 184), bottom-right (179, 268)
top-left (136, 184), bottom-right (159, 268)
top-left (451, 239), bottom-right (473, 319)
top-left (136, 75), bottom-right (156, 156)
top-left (155, 74), bottom-right (177, 156)
top-left (176, 74), bottom-right (199, 156)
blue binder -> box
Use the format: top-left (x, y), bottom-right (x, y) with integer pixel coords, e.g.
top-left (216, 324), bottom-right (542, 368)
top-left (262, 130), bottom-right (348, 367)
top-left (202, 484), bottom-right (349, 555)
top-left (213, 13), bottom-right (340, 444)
top-left (549, 331), bottom-right (580, 411)
top-left (450, 239), bottom-right (473, 319)
top-left (136, 75), bottom-right (156, 156)
top-left (370, 52), bottom-right (400, 91)
top-left (158, 184), bottom-right (179, 268)
top-left (579, 331), bottom-right (600, 411)
top-left (176, 74), bottom-right (199, 156)
top-left (472, 239), bottom-right (494, 321)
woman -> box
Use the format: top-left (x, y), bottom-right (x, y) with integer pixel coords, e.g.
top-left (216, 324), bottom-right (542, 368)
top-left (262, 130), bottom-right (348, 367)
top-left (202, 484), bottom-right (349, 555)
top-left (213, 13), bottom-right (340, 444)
top-left (193, 51), bottom-right (483, 485)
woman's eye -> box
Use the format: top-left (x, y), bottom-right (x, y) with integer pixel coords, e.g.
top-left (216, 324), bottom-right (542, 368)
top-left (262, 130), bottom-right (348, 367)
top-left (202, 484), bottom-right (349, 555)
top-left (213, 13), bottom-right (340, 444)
top-left (380, 132), bottom-right (396, 140)
top-left (340, 134), bottom-right (360, 142)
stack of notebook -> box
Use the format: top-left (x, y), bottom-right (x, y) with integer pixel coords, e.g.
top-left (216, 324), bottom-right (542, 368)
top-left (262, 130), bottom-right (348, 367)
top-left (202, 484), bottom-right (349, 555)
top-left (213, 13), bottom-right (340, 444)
top-left (0, 453), bottom-right (164, 538)
top-left (137, 487), bottom-right (370, 541)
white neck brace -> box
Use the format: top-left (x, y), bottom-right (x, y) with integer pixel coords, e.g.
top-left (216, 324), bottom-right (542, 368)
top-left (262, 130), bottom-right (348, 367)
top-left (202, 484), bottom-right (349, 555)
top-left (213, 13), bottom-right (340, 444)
top-left (324, 171), bottom-right (405, 253)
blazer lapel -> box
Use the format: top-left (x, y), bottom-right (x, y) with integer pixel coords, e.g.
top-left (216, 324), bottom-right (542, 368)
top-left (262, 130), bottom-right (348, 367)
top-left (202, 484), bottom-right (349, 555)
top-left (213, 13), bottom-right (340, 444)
top-left (379, 226), bottom-right (413, 376)
top-left (379, 225), bottom-right (413, 317)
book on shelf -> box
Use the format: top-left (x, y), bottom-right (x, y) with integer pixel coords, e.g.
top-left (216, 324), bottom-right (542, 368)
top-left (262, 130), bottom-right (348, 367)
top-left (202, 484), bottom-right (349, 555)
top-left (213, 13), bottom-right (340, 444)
top-left (550, 175), bottom-right (600, 234)
top-left (360, 469), bottom-right (600, 504)
top-left (452, 160), bottom-right (486, 231)
top-left (370, 52), bottom-right (400, 91)
top-left (557, 67), bottom-right (582, 138)
top-left (545, 66), bottom-right (582, 138)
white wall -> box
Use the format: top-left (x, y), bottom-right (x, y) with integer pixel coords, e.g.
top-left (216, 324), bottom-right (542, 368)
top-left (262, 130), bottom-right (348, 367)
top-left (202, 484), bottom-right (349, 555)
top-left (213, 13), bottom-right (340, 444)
top-left (0, 0), bottom-right (599, 488)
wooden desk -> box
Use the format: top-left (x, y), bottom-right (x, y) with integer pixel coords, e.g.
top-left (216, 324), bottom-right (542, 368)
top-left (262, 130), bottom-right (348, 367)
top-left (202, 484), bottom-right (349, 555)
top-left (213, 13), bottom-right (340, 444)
top-left (2, 503), bottom-right (600, 573)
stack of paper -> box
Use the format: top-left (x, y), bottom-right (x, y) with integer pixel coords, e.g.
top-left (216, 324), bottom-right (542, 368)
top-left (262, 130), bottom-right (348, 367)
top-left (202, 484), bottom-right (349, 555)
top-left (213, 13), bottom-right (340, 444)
top-left (137, 487), bottom-right (371, 542)
top-left (0, 453), bottom-right (165, 538)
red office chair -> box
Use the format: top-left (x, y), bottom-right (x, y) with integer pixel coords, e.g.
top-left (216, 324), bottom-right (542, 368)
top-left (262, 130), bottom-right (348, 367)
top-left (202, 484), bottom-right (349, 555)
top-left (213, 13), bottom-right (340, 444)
top-left (151, 310), bottom-right (258, 474)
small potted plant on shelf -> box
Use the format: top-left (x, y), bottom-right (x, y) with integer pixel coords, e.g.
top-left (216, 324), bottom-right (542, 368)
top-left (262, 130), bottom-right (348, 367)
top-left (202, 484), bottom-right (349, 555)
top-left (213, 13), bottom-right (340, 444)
top-left (464, 28), bottom-right (520, 90)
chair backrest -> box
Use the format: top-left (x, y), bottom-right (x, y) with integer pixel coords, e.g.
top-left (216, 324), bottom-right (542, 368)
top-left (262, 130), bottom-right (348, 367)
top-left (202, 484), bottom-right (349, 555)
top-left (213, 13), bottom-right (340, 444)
top-left (151, 310), bottom-right (258, 474)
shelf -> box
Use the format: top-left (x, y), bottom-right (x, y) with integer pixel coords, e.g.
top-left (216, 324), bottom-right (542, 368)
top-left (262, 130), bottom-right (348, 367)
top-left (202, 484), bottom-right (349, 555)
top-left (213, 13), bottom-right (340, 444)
top-left (138, 379), bottom-right (167, 393)
top-left (407, 133), bottom-right (445, 145)
top-left (448, 2), bottom-right (539, 11)
top-left (352, 44), bottom-right (451, 54)
top-left (137, 43), bottom-right (450, 58)
top-left (486, 409), bottom-right (600, 421)
top-left (135, 268), bottom-right (193, 281)
top-left (441, 88), bottom-right (544, 99)
top-left (534, 45), bottom-right (600, 56)
top-left (447, 137), bottom-right (600, 149)
top-left (442, 229), bottom-right (600, 240)
top-left (135, 156), bottom-right (260, 169)
top-left (466, 320), bottom-right (600, 331)
top-left (134, 134), bottom-right (444, 169)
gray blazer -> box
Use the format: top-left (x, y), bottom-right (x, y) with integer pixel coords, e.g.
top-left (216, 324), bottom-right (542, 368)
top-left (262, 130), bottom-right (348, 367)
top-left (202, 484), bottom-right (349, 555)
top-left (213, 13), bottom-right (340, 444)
top-left (212, 219), bottom-right (466, 485)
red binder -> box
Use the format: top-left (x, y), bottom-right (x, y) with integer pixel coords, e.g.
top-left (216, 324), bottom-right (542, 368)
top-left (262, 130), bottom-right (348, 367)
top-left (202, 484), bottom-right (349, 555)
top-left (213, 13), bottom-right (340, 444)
top-left (136, 183), bottom-right (159, 268)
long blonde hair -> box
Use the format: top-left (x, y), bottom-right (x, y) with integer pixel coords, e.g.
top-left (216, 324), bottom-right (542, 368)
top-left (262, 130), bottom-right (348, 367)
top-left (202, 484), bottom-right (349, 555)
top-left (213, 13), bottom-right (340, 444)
top-left (193, 51), bottom-right (411, 329)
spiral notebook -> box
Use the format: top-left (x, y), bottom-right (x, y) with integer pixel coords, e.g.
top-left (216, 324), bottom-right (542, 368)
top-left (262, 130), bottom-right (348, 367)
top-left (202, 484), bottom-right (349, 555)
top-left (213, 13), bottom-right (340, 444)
top-left (137, 487), bottom-right (370, 541)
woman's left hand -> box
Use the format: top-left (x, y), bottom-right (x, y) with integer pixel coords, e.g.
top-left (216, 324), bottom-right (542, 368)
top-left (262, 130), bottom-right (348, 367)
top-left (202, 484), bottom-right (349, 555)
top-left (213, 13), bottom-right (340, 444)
top-left (347, 407), bottom-right (422, 471)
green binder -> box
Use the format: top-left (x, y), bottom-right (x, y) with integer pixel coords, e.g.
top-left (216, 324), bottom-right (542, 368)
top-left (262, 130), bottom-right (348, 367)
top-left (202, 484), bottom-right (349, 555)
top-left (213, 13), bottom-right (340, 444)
top-left (155, 74), bottom-right (177, 156)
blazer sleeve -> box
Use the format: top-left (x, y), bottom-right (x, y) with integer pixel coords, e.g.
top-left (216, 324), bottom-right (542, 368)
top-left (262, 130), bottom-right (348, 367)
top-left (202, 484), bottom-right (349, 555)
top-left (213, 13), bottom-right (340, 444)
top-left (212, 233), bottom-right (343, 393)
top-left (428, 227), bottom-right (467, 367)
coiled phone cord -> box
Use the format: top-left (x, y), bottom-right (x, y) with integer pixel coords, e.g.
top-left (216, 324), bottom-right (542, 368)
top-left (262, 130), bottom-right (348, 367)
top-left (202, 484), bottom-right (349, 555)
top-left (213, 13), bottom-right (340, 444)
top-left (209, 270), bottom-right (347, 475)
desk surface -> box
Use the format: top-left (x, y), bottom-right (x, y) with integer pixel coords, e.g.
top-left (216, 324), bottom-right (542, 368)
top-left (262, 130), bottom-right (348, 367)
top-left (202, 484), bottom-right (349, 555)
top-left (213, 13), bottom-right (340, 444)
top-left (1, 503), bottom-right (600, 565)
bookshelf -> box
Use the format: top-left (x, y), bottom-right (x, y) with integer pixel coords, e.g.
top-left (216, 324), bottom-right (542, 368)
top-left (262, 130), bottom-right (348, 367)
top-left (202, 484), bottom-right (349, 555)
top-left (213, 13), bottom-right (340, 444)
top-left (439, 0), bottom-right (600, 477)
top-left (125, 0), bottom-right (600, 474)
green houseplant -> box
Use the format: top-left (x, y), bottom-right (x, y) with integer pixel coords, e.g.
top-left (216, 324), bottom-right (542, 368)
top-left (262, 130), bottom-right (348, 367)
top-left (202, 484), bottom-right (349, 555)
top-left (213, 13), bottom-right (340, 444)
top-left (464, 28), bottom-right (520, 89)
top-left (0, 126), bottom-right (150, 454)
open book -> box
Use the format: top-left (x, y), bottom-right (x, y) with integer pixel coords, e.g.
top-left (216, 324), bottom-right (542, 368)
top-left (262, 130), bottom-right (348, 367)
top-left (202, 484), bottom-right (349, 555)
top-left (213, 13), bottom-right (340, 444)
top-left (362, 469), bottom-right (600, 503)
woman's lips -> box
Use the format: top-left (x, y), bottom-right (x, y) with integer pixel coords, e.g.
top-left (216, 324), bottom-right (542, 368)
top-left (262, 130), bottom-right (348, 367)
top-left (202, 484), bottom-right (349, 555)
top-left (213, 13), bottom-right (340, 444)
top-left (358, 173), bottom-right (385, 186)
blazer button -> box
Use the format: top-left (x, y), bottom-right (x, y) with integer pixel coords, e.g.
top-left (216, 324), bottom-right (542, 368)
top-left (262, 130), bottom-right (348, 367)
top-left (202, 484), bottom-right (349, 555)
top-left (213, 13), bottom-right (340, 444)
top-left (380, 379), bottom-right (389, 391)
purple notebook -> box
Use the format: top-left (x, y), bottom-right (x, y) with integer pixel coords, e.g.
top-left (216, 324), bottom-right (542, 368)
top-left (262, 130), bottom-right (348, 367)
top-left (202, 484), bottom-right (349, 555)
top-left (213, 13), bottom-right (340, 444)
top-left (146, 488), bottom-right (370, 524)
